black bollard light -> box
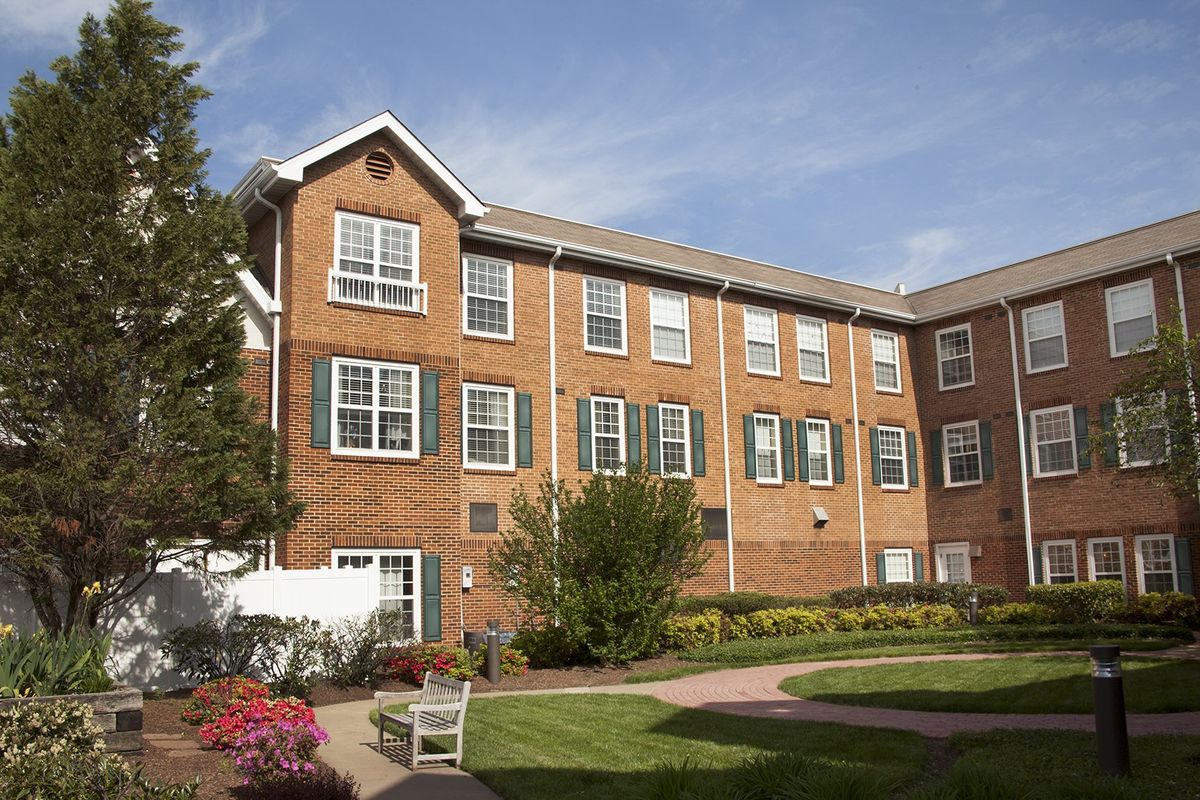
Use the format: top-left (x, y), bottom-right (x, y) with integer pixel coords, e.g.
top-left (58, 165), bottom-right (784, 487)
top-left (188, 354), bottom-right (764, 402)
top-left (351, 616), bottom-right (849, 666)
top-left (967, 591), bottom-right (979, 626)
top-left (1090, 645), bottom-right (1130, 777)
top-left (485, 619), bottom-right (501, 684)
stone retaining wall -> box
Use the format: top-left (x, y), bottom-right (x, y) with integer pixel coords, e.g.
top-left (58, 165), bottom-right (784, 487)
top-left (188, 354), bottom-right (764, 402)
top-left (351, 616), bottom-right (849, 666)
top-left (0, 686), bottom-right (143, 752)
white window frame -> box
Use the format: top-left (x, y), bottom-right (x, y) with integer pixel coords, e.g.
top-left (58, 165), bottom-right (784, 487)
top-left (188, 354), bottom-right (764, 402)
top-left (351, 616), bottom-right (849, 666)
top-left (648, 288), bottom-right (691, 364)
top-left (871, 330), bottom-right (902, 393)
top-left (583, 276), bottom-right (628, 356)
top-left (936, 542), bottom-right (972, 584)
top-left (943, 420), bottom-right (983, 487)
top-left (1031, 404), bottom-right (1077, 477)
top-left (1087, 537), bottom-right (1126, 586)
top-left (795, 315), bottom-right (831, 384)
top-left (805, 418), bottom-right (833, 487)
top-left (1042, 539), bottom-right (1078, 584)
top-left (935, 323), bottom-right (975, 390)
top-left (330, 548), bottom-right (422, 637)
top-left (330, 357), bottom-right (419, 459)
top-left (462, 255), bottom-right (513, 341)
top-left (877, 424), bottom-right (908, 489)
top-left (658, 402), bottom-right (691, 478)
top-left (590, 396), bottom-right (626, 474)
top-left (744, 306), bottom-right (781, 376)
top-left (1105, 278), bottom-right (1157, 358)
top-left (753, 412), bottom-right (783, 485)
top-left (335, 211), bottom-right (420, 283)
top-left (1134, 534), bottom-right (1178, 594)
top-left (1115, 394), bottom-right (1169, 468)
top-left (1022, 301), bottom-right (1068, 374)
top-left (883, 547), bottom-right (914, 583)
top-left (461, 383), bottom-right (516, 471)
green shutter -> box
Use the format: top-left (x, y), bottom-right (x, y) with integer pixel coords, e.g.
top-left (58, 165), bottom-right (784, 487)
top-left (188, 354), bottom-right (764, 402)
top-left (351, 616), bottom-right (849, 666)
top-left (832, 424), bottom-right (845, 484)
top-left (876, 552), bottom-right (887, 584)
top-left (577, 399), bottom-right (592, 471)
top-left (1031, 545), bottom-right (1043, 585)
top-left (627, 403), bottom-right (641, 468)
top-left (1074, 406), bottom-right (1090, 470)
top-left (869, 427), bottom-right (881, 486)
top-left (1177, 538), bottom-right (1194, 596)
top-left (914, 552), bottom-right (925, 582)
top-left (691, 410), bottom-right (705, 477)
top-left (796, 420), bottom-right (810, 482)
top-left (907, 430), bottom-right (919, 487)
top-left (517, 392), bottom-right (533, 468)
top-left (1100, 402), bottom-right (1119, 466)
top-left (743, 415), bottom-right (757, 479)
top-left (646, 405), bottom-right (660, 474)
top-left (1024, 414), bottom-right (1033, 476)
top-left (311, 359), bottom-right (331, 448)
top-left (929, 429), bottom-right (943, 486)
top-left (781, 419), bottom-right (795, 481)
top-left (979, 421), bottom-right (994, 480)
top-left (422, 554), bottom-right (442, 642)
top-left (420, 371), bottom-right (439, 454)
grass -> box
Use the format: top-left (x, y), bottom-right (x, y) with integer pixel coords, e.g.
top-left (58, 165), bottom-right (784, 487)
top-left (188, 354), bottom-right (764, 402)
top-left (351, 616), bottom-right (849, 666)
top-left (779, 655), bottom-right (1200, 714)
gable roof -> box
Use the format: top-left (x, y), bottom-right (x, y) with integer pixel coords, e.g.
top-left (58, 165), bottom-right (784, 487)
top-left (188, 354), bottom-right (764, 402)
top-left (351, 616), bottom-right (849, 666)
top-left (231, 111), bottom-right (487, 226)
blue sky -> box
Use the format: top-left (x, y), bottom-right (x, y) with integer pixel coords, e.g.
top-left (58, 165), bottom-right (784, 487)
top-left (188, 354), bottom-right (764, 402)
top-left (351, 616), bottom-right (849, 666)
top-left (2, 0), bottom-right (1198, 293)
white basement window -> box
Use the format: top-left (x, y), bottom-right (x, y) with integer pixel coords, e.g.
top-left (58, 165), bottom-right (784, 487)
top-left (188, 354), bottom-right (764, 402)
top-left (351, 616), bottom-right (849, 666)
top-left (331, 358), bottom-right (418, 458)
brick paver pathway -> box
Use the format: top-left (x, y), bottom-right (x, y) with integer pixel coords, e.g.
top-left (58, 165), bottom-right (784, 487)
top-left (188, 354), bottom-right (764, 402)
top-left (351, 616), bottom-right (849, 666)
top-left (651, 651), bottom-right (1200, 736)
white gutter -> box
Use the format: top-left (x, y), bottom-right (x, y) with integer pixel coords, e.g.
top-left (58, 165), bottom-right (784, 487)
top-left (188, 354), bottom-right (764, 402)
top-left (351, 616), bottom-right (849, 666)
top-left (547, 247), bottom-right (563, 492)
top-left (847, 308), bottom-right (868, 584)
top-left (253, 189), bottom-right (284, 433)
top-left (1168, 253), bottom-right (1200, 504)
top-left (716, 281), bottom-right (736, 591)
top-left (999, 297), bottom-right (1036, 585)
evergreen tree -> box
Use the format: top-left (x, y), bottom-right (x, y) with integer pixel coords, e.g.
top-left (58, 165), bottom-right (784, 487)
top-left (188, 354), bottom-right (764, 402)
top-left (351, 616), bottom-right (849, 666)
top-left (0, 0), bottom-right (301, 632)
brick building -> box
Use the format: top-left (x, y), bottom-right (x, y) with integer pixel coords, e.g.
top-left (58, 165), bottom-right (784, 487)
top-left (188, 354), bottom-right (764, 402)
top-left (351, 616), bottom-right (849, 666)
top-left (228, 112), bottom-right (1197, 642)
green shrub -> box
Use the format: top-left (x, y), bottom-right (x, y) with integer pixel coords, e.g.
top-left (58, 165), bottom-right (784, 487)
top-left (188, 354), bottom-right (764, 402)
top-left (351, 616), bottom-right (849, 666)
top-left (161, 614), bottom-right (326, 693)
top-left (827, 583), bottom-right (1008, 610)
top-left (674, 592), bottom-right (825, 616)
top-left (0, 629), bottom-right (113, 698)
top-left (725, 604), bottom-right (963, 641)
top-left (319, 609), bottom-right (411, 688)
top-left (1026, 581), bottom-right (1127, 623)
top-left (729, 607), bottom-right (835, 640)
top-left (661, 611), bottom-right (723, 650)
top-left (979, 602), bottom-right (1055, 626)
top-left (1126, 591), bottom-right (1199, 626)
top-left (510, 626), bottom-right (586, 668)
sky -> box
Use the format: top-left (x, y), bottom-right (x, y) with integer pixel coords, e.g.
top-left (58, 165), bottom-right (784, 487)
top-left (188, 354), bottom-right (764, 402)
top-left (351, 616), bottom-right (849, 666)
top-left (1, 0), bottom-right (1198, 294)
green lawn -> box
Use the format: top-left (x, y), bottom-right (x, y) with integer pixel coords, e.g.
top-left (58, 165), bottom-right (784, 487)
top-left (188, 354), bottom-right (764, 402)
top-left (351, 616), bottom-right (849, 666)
top-left (780, 656), bottom-right (1200, 713)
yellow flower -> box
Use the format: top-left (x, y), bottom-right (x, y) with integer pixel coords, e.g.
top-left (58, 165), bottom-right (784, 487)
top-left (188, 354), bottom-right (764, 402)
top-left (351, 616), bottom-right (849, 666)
top-left (0, 624), bottom-right (13, 638)
top-left (81, 581), bottom-right (101, 599)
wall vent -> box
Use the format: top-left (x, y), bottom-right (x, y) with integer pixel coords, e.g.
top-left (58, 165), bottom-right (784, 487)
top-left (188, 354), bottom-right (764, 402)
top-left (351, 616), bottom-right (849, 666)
top-left (364, 151), bottom-right (393, 181)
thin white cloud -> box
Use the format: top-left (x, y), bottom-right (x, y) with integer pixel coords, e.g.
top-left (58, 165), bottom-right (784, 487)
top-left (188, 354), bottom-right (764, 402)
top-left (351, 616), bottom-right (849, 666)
top-left (174, 2), bottom-right (271, 89)
top-left (857, 227), bottom-right (971, 291)
top-left (0, 0), bottom-right (106, 48)
top-left (1095, 19), bottom-right (1182, 52)
top-left (1078, 76), bottom-right (1177, 106)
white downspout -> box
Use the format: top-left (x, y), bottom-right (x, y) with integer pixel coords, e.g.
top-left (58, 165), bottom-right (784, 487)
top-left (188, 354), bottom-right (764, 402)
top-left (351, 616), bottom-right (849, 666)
top-left (716, 281), bottom-right (736, 591)
top-left (847, 308), bottom-right (868, 584)
top-left (548, 246), bottom-right (563, 492)
top-left (1000, 297), bottom-right (1036, 585)
top-left (1168, 253), bottom-right (1200, 503)
top-left (253, 189), bottom-right (283, 570)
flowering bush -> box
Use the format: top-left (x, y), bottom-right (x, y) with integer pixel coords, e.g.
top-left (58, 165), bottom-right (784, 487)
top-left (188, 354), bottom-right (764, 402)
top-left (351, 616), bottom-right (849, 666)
top-left (497, 645), bottom-right (529, 676)
top-left (229, 716), bottom-right (330, 786)
top-left (199, 696), bottom-right (315, 750)
top-left (181, 675), bottom-right (270, 726)
top-left (384, 646), bottom-right (476, 683)
top-left (0, 699), bottom-right (104, 762)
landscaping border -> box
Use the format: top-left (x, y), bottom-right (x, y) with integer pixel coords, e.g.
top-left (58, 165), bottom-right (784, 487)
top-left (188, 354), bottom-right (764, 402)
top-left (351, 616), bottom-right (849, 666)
top-left (0, 686), bottom-right (143, 751)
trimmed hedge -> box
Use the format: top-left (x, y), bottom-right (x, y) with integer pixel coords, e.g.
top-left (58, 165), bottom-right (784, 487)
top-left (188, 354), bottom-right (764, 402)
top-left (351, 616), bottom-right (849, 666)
top-left (1126, 592), bottom-right (1199, 626)
top-left (826, 583), bottom-right (1008, 610)
top-left (727, 605), bottom-right (963, 641)
top-left (661, 610), bottom-right (723, 650)
top-left (1025, 581), bottom-right (1126, 623)
top-left (978, 603), bottom-right (1054, 626)
top-left (675, 592), bottom-right (825, 616)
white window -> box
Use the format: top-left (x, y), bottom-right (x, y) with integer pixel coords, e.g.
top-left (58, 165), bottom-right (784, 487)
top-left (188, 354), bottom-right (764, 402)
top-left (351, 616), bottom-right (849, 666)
top-left (796, 316), bottom-right (830, 383)
top-left (591, 396), bottom-right (626, 473)
top-left (1043, 539), bottom-right (1078, 584)
top-left (1023, 301), bottom-right (1067, 373)
top-left (883, 548), bottom-right (913, 583)
top-left (1088, 538), bottom-right (1126, 586)
top-left (659, 403), bottom-right (691, 477)
top-left (806, 419), bottom-right (832, 486)
top-left (1116, 395), bottom-right (1168, 468)
top-left (583, 277), bottom-right (627, 355)
top-left (1135, 535), bottom-right (1177, 594)
top-left (872, 330), bottom-right (901, 393)
top-left (1031, 405), bottom-right (1076, 477)
top-left (649, 289), bottom-right (691, 363)
top-left (331, 549), bottom-right (420, 638)
top-left (878, 425), bottom-right (907, 489)
top-left (336, 212), bottom-right (419, 283)
top-left (753, 413), bottom-right (782, 485)
top-left (1106, 279), bottom-right (1157, 357)
top-left (943, 421), bottom-right (982, 486)
top-left (331, 358), bottom-right (418, 458)
top-left (463, 256), bottom-right (512, 340)
top-left (744, 306), bottom-right (780, 376)
top-left (936, 324), bottom-right (974, 389)
top-left (462, 383), bottom-right (515, 470)
top-left (936, 542), bottom-right (971, 584)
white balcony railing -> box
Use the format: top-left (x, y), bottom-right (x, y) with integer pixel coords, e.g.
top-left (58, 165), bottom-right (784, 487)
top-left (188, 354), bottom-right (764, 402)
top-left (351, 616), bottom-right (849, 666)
top-left (328, 268), bottom-right (427, 315)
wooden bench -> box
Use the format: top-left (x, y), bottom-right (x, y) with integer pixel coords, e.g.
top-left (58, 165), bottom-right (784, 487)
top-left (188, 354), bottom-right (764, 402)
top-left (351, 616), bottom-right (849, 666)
top-left (375, 672), bottom-right (472, 769)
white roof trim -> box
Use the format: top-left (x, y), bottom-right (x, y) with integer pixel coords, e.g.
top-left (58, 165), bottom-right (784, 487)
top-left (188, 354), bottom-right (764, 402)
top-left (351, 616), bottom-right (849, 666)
top-left (237, 269), bottom-right (274, 317)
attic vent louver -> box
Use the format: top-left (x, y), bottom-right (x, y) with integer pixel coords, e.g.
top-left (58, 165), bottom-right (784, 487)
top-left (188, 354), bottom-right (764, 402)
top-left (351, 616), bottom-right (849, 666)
top-left (364, 151), bottom-right (393, 181)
